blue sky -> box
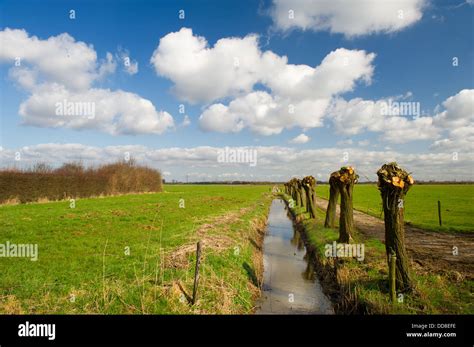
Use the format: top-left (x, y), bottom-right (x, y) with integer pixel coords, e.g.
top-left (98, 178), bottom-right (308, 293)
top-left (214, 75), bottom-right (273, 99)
top-left (0, 0), bottom-right (473, 181)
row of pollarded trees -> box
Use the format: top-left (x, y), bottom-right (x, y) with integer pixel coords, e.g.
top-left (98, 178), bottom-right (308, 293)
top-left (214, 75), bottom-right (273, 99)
top-left (284, 176), bottom-right (317, 218)
top-left (284, 162), bottom-right (415, 294)
top-left (284, 169), bottom-right (356, 243)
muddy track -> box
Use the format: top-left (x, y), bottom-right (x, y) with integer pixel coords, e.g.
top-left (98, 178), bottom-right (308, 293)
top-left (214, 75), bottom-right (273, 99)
top-left (315, 197), bottom-right (474, 278)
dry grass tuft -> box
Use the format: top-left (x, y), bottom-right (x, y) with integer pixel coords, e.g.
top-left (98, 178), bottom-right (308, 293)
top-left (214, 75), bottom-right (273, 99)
top-left (164, 207), bottom-right (252, 269)
top-left (0, 295), bottom-right (24, 314)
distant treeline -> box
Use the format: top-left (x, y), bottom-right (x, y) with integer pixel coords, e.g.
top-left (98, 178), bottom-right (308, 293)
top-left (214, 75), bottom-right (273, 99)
top-left (166, 180), bottom-right (474, 185)
top-left (0, 161), bottom-right (163, 204)
top-left (322, 181), bottom-right (474, 185)
top-left (168, 181), bottom-right (282, 185)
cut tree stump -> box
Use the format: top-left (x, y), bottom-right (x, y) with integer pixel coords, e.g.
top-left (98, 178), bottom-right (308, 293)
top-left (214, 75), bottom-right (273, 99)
top-left (335, 166), bottom-right (358, 243)
top-left (324, 171), bottom-right (340, 228)
top-left (377, 162), bottom-right (414, 293)
top-left (302, 176), bottom-right (317, 219)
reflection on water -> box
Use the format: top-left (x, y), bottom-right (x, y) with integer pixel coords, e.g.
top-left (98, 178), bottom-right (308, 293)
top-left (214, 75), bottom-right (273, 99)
top-left (304, 257), bottom-right (316, 281)
top-left (256, 199), bottom-right (334, 314)
top-left (290, 225), bottom-right (305, 251)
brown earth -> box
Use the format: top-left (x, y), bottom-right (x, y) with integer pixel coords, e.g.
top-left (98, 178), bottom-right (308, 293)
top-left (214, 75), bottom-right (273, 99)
top-left (315, 197), bottom-right (474, 279)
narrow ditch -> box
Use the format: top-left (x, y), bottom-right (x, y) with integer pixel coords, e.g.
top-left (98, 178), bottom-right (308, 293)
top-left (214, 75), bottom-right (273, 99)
top-left (255, 199), bottom-right (334, 314)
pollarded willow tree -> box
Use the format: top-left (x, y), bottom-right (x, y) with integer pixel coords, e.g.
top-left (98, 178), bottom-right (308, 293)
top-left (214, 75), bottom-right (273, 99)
top-left (377, 162), bottom-right (414, 293)
top-left (302, 176), bottom-right (317, 218)
top-left (289, 178), bottom-right (300, 206)
top-left (297, 179), bottom-right (305, 207)
top-left (324, 171), bottom-right (340, 228)
top-left (334, 166), bottom-right (358, 243)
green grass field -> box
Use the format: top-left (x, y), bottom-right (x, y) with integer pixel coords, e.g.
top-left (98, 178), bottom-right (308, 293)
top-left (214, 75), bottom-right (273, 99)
top-left (316, 184), bottom-right (474, 233)
top-left (0, 185), bottom-right (272, 314)
top-left (1, 183), bottom-right (471, 315)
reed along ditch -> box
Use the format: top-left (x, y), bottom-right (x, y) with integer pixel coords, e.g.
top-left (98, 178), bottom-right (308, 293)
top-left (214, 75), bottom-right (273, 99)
top-left (256, 199), bottom-right (334, 314)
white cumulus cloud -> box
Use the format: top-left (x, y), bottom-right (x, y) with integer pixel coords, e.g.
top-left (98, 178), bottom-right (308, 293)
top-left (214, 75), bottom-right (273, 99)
top-left (328, 89), bottom-right (474, 146)
top-left (289, 133), bottom-right (310, 144)
top-left (0, 28), bottom-right (107, 91)
top-left (150, 28), bottom-right (375, 104)
top-left (0, 28), bottom-right (174, 135)
top-left (328, 96), bottom-right (439, 143)
top-left (199, 91), bottom-right (329, 135)
top-left (150, 28), bottom-right (377, 135)
top-left (18, 84), bottom-right (174, 135)
top-left (150, 28), bottom-right (262, 104)
top-left (270, 0), bottom-right (426, 37)
top-left (432, 89), bottom-right (474, 151)
top-left (117, 48), bottom-right (139, 75)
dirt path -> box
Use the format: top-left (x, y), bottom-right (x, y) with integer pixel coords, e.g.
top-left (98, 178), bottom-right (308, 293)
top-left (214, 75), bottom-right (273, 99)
top-left (315, 197), bottom-right (474, 278)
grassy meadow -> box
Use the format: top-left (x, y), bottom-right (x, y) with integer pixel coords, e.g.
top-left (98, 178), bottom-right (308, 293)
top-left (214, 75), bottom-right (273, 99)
top-left (316, 184), bottom-right (474, 233)
top-left (0, 185), bottom-right (273, 314)
top-left (1, 182), bottom-right (472, 315)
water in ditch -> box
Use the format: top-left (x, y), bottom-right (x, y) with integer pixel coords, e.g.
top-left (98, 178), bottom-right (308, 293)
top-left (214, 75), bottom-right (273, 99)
top-left (256, 199), bottom-right (334, 314)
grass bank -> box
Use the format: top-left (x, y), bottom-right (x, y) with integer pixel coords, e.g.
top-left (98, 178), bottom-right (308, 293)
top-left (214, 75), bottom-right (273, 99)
top-left (281, 193), bottom-right (473, 314)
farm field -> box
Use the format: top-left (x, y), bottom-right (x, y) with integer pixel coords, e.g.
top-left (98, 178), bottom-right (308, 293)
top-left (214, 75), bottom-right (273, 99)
top-left (315, 184), bottom-right (474, 233)
top-left (0, 185), bottom-right (273, 314)
top-left (1, 182), bottom-right (472, 315)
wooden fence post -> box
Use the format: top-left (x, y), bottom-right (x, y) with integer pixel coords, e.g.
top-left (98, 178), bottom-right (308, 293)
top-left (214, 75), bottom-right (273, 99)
top-left (438, 200), bottom-right (442, 226)
top-left (192, 241), bottom-right (202, 305)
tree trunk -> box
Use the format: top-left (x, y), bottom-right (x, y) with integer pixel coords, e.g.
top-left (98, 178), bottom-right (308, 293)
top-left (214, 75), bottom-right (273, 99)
top-left (334, 167), bottom-right (357, 243)
top-left (377, 162), bottom-right (414, 293)
top-left (324, 174), bottom-right (340, 228)
top-left (311, 186), bottom-right (317, 217)
top-left (289, 181), bottom-right (295, 202)
top-left (295, 184), bottom-right (301, 207)
top-left (292, 183), bottom-right (297, 204)
top-left (302, 176), bottom-right (317, 219)
top-left (298, 183), bottom-right (305, 207)
top-left (337, 179), bottom-right (354, 242)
